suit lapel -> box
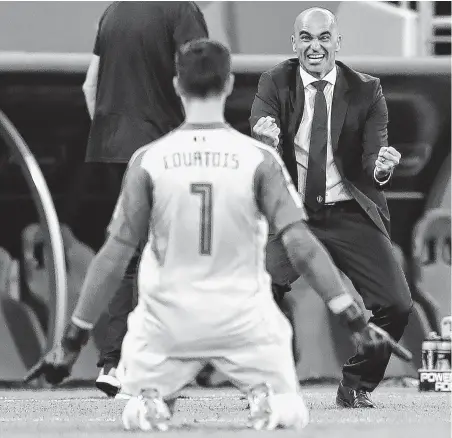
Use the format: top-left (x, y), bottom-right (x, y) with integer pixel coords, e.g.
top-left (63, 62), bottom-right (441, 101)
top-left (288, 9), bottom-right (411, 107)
top-left (288, 65), bottom-right (305, 145)
top-left (331, 65), bottom-right (350, 152)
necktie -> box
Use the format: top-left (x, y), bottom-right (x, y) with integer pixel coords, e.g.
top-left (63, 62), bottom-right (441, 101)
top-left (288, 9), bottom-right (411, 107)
top-left (304, 80), bottom-right (328, 212)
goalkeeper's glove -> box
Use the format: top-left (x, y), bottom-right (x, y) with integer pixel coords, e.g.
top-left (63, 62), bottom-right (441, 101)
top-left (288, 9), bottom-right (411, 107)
top-left (23, 321), bottom-right (90, 385)
top-left (329, 296), bottom-right (412, 361)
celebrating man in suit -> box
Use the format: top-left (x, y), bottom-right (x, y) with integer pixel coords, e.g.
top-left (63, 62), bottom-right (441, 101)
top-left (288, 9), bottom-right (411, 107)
top-left (250, 7), bottom-right (413, 408)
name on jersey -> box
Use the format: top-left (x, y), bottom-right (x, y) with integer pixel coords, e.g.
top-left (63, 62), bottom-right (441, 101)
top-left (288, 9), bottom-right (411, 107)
top-left (163, 152), bottom-right (239, 170)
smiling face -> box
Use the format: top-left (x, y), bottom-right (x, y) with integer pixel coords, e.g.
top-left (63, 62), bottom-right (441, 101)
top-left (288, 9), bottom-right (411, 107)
top-left (291, 8), bottom-right (341, 79)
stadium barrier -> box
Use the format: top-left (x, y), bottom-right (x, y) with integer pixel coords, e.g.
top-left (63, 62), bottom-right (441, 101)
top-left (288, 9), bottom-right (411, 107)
top-left (0, 110), bottom-right (67, 381)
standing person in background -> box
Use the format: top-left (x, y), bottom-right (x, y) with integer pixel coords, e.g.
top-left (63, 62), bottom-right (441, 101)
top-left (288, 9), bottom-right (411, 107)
top-left (250, 7), bottom-right (412, 408)
top-left (71, 1), bottom-right (208, 397)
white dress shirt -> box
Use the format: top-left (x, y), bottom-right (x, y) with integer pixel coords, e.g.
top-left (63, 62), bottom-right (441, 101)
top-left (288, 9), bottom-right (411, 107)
top-left (294, 66), bottom-right (353, 204)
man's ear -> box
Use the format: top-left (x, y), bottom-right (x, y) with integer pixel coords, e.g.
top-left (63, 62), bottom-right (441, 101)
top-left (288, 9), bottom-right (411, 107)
top-left (291, 34), bottom-right (296, 53)
top-left (336, 34), bottom-right (342, 53)
top-left (173, 77), bottom-right (181, 97)
top-left (225, 73), bottom-right (235, 97)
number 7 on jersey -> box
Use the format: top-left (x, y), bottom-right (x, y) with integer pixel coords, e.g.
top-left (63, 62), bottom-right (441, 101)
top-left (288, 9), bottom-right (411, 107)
top-left (190, 183), bottom-right (213, 255)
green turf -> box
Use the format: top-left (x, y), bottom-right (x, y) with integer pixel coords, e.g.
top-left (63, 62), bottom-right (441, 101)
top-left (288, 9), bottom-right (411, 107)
top-left (0, 386), bottom-right (450, 437)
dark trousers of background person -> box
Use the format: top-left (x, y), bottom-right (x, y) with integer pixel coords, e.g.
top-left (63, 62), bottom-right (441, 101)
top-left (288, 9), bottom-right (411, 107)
top-left (59, 162), bottom-right (140, 369)
top-left (283, 200), bottom-right (412, 391)
top-left (97, 250), bottom-right (140, 368)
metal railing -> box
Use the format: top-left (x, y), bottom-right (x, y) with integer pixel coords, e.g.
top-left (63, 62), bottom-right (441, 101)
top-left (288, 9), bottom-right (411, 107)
top-left (386, 1), bottom-right (451, 56)
top-left (0, 110), bottom-right (67, 361)
top-left (418, 2), bottom-right (451, 55)
top-left (433, 14), bottom-right (452, 30)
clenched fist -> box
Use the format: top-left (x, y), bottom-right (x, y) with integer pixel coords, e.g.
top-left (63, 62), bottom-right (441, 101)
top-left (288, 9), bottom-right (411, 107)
top-left (375, 146), bottom-right (401, 179)
top-left (252, 116), bottom-right (280, 148)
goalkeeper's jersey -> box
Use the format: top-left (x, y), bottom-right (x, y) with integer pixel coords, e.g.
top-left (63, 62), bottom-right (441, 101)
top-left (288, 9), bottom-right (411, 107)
top-left (107, 122), bottom-right (306, 336)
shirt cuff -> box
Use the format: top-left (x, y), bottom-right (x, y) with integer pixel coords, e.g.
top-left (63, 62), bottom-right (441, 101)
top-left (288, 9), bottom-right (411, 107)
top-left (374, 167), bottom-right (393, 185)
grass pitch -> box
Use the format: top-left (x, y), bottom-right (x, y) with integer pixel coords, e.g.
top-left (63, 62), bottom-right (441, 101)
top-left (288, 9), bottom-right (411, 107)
top-left (0, 386), bottom-right (450, 438)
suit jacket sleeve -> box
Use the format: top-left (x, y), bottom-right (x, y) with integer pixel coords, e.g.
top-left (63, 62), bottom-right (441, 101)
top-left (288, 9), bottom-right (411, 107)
top-left (362, 79), bottom-right (391, 190)
top-left (249, 72), bottom-right (282, 151)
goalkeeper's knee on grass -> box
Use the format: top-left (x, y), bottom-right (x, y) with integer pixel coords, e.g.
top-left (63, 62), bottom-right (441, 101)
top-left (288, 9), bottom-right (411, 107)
top-left (247, 383), bottom-right (310, 430)
top-left (122, 389), bottom-right (172, 432)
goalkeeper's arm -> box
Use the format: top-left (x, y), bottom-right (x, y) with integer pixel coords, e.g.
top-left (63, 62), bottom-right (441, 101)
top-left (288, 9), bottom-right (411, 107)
top-left (253, 150), bottom-right (411, 361)
top-left (253, 148), bottom-right (368, 332)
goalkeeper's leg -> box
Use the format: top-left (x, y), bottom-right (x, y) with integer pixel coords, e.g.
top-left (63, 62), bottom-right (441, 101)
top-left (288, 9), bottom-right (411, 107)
top-left (119, 327), bottom-right (204, 431)
top-left (120, 356), bottom-right (202, 432)
top-left (213, 301), bottom-right (309, 430)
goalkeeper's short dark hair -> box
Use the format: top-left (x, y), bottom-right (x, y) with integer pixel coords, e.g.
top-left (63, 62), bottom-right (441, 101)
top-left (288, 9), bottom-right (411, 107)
top-left (176, 39), bottom-right (231, 98)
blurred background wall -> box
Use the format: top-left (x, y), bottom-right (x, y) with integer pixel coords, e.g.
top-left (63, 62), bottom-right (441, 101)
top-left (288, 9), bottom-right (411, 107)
top-left (0, 1), bottom-right (449, 56)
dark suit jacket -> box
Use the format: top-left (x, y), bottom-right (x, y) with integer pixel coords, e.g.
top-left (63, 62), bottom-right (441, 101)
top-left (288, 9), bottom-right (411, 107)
top-left (250, 59), bottom-right (392, 238)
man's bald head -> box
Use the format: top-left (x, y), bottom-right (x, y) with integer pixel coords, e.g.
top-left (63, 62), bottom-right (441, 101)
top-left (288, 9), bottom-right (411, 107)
top-left (293, 8), bottom-right (338, 34)
top-left (291, 7), bottom-right (341, 79)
